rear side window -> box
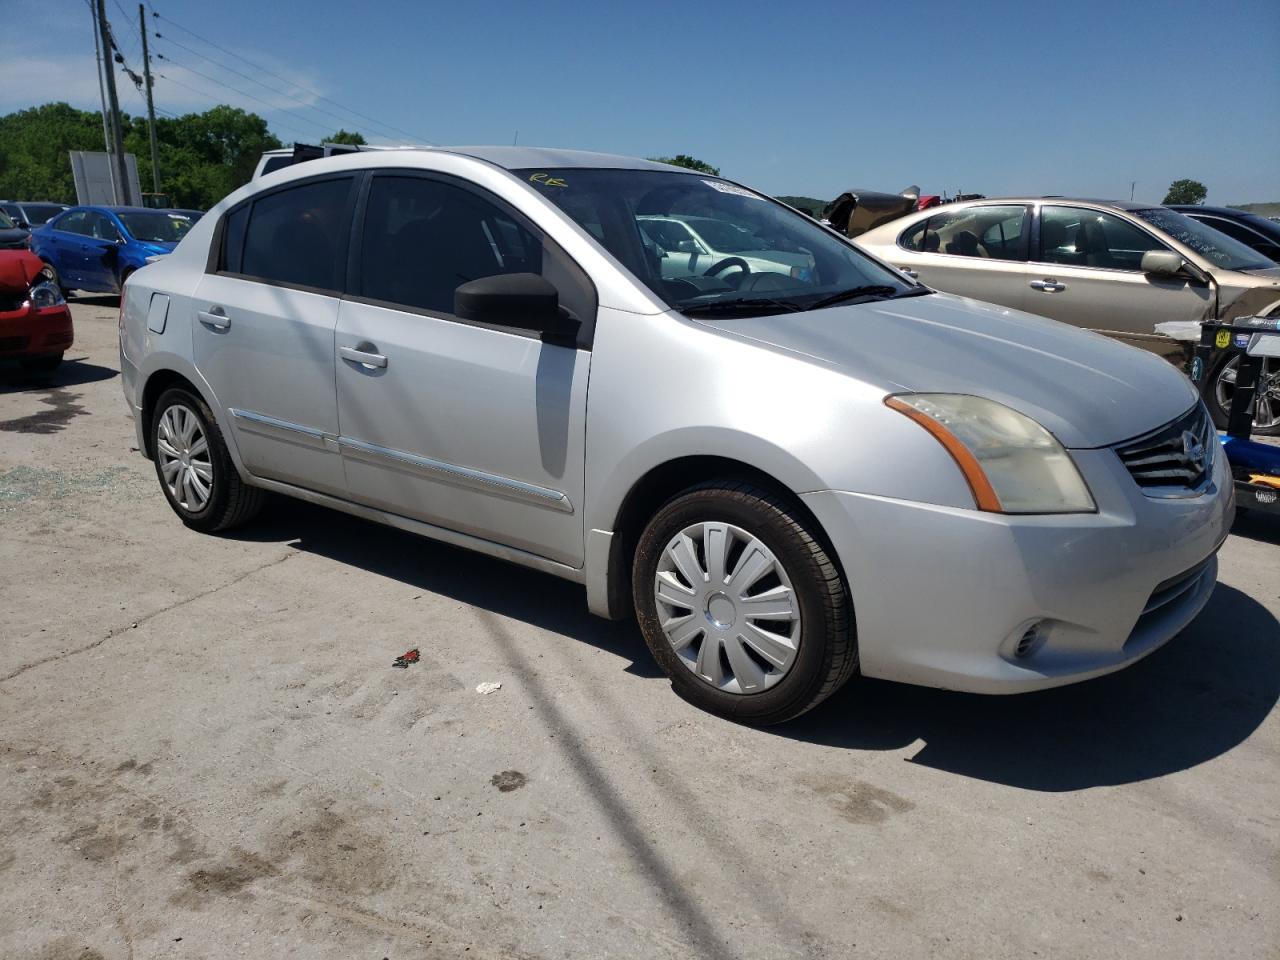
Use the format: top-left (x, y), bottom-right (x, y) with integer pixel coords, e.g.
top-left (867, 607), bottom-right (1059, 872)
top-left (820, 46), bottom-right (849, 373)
top-left (56, 211), bottom-right (90, 236)
top-left (220, 205), bottom-right (249, 273)
top-left (238, 177), bottom-right (354, 291)
top-left (900, 205), bottom-right (1028, 260)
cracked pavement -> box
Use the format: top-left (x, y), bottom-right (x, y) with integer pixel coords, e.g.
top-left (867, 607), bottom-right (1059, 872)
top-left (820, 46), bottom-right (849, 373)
top-left (1, 299), bottom-right (1278, 959)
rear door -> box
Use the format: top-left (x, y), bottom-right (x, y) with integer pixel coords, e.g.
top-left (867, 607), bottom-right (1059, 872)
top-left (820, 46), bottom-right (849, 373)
top-left (191, 174), bottom-right (358, 496)
top-left (1026, 204), bottom-right (1210, 336)
top-left (893, 204), bottom-right (1031, 312)
top-left (333, 171), bottom-right (591, 566)
top-left (43, 211), bottom-right (90, 285)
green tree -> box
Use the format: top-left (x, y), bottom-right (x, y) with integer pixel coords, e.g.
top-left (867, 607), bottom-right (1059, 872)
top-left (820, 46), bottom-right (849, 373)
top-left (325, 129), bottom-right (366, 145)
top-left (0, 103), bottom-right (105, 203)
top-left (649, 154), bottom-right (720, 176)
top-left (0, 102), bottom-right (282, 210)
top-left (1163, 179), bottom-right (1207, 205)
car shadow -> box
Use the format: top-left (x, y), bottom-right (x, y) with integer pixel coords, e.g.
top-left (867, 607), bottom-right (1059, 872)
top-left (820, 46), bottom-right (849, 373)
top-left (0, 358), bottom-right (118, 393)
top-left (68, 294), bottom-right (121, 308)
top-left (1230, 506), bottom-right (1280, 545)
top-left (226, 497), bottom-right (1279, 790)
top-left (228, 497), bottom-right (663, 678)
top-left (776, 582), bottom-right (1280, 790)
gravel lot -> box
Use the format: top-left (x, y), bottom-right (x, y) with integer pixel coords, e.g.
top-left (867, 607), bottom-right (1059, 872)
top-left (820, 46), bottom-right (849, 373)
top-left (2, 299), bottom-right (1278, 960)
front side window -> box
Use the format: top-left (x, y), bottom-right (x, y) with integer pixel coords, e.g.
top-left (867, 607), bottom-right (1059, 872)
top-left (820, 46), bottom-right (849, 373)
top-left (1039, 206), bottom-right (1168, 271)
top-left (84, 212), bottom-right (121, 242)
top-left (357, 175), bottom-right (543, 315)
top-left (239, 177), bottom-right (354, 291)
top-left (0, 208), bottom-right (15, 228)
top-left (117, 211), bottom-right (194, 243)
top-left (520, 168), bottom-right (915, 316)
top-left (900, 205), bottom-right (1028, 260)
top-left (1133, 207), bottom-right (1273, 271)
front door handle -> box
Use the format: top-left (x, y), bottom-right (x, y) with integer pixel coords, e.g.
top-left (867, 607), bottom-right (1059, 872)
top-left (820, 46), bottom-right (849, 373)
top-left (1029, 279), bottom-right (1067, 293)
top-left (340, 344), bottom-right (388, 368)
top-left (197, 308), bottom-right (230, 330)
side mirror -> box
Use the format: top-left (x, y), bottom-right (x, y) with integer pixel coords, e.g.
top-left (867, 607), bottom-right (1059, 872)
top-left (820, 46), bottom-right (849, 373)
top-left (1141, 250), bottom-right (1186, 277)
top-left (454, 272), bottom-right (578, 339)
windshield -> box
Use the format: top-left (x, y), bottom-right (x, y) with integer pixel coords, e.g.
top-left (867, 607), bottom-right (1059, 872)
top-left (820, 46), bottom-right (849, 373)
top-left (518, 168), bottom-right (915, 315)
top-left (117, 211), bottom-right (194, 243)
top-left (24, 204), bottom-right (66, 225)
top-left (1134, 208), bottom-right (1274, 271)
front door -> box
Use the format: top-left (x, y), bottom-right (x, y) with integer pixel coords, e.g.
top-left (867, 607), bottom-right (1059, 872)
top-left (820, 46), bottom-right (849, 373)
top-left (191, 175), bottom-right (357, 496)
top-left (334, 172), bottom-right (590, 566)
top-left (79, 211), bottom-right (122, 292)
top-left (1025, 205), bottom-right (1211, 337)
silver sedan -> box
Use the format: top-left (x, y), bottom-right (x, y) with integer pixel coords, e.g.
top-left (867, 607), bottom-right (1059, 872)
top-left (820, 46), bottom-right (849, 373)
top-left (120, 149), bottom-right (1233, 723)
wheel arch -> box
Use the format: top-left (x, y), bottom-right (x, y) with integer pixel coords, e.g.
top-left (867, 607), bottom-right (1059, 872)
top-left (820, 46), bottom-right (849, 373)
top-left (136, 359), bottom-right (244, 475)
top-left (593, 454), bottom-right (845, 621)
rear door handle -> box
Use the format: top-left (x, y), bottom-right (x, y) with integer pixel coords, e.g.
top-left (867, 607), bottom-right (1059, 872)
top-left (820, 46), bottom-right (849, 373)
top-left (197, 308), bottom-right (230, 330)
top-left (1030, 279), bottom-right (1066, 292)
top-left (340, 344), bottom-right (388, 368)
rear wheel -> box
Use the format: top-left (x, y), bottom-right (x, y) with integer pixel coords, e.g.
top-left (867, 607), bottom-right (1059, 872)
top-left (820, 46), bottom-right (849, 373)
top-left (632, 480), bottom-right (856, 725)
top-left (151, 387), bottom-right (264, 532)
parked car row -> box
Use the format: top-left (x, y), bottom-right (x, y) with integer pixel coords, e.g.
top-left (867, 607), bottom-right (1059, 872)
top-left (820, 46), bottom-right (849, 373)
top-left (30, 205), bottom-right (202, 297)
top-left (855, 198), bottom-right (1280, 431)
top-left (118, 147), bottom-right (1233, 724)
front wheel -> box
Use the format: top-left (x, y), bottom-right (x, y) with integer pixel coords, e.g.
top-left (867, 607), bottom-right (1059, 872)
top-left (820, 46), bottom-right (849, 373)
top-left (151, 387), bottom-right (265, 532)
top-left (632, 480), bottom-right (856, 725)
top-left (1211, 353), bottom-right (1280, 436)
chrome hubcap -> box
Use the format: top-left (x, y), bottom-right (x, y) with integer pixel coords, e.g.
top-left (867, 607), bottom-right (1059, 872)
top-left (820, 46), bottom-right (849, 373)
top-left (654, 521), bottom-right (801, 695)
top-left (157, 404), bottom-right (213, 512)
top-left (1217, 356), bottom-right (1280, 430)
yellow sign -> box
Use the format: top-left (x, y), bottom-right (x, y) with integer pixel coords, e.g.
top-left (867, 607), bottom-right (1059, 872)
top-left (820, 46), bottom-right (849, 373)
top-left (1215, 330), bottom-right (1231, 349)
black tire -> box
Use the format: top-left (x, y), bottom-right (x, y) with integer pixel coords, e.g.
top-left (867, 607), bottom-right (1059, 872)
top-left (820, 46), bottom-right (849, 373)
top-left (20, 353), bottom-right (62, 375)
top-left (1208, 351), bottom-right (1280, 437)
top-left (632, 480), bottom-right (856, 725)
top-left (150, 387), bottom-right (265, 532)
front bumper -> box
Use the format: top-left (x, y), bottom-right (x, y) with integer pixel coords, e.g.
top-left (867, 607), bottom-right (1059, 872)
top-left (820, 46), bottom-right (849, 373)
top-left (802, 440), bottom-right (1234, 694)
top-left (0, 303), bottom-right (74, 357)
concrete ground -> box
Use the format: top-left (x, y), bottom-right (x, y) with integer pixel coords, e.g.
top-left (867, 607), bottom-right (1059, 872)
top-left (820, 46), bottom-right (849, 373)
top-left (1, 299), bottom-right (1277, 960)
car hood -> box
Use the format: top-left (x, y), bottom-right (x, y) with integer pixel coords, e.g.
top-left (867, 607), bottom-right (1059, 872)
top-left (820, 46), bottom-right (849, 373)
top-left (0, 227), bottom-right (29, 245)
top-left (696, 292), bottom-right (1199, 449)
top-left (0, 250), bottom-right (45, 292)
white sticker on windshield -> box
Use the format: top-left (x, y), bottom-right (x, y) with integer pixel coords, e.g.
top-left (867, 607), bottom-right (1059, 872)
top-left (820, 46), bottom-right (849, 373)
top-left (701, 179), bottom-right (762, 200)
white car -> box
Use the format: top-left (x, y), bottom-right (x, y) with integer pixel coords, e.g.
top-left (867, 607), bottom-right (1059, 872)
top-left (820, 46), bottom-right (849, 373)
top-left (639, 214), bottom-right (815, 284)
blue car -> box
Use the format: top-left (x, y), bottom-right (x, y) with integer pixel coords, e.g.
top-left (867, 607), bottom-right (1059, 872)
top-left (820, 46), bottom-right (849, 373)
top-left (31, 206), bottom-right (194, 294)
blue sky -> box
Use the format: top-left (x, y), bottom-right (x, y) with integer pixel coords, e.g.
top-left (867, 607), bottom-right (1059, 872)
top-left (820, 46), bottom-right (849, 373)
top-left (5, 0), bottom-right (1279, 204)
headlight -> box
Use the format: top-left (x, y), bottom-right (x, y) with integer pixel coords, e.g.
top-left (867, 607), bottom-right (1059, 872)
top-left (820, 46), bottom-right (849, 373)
top-left (29, 278), bottom-right (66, 309)
top-left (886, 393), bottom-right (1095, 514)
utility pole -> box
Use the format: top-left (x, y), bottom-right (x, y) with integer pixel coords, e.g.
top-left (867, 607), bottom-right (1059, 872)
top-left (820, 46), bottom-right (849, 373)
top-left (89, 0), bottom-right (117, 203)
top-left (95, 0), bottom-right (131, 205)
top-left (139, 3), bottom-right (160, 195)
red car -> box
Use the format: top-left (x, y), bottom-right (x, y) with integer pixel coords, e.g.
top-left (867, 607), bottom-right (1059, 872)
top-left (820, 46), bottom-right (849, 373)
top-left (0, 250), bottom-right (73, 373)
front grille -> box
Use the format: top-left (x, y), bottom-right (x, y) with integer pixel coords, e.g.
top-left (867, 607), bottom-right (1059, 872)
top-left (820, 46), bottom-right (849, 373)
top-left (1125, 555), bottom-right (1215, 651)
top-left (1114, 402), bottom-right (1214, 496)
top-left (0, 295), bottom-right (26, 313)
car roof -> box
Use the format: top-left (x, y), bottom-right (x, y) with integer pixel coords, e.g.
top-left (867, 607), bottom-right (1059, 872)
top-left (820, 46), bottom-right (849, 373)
top-left (1166, 204), bottom-right (1257, 217)
top-left (421, 145), bottom-right (686, 173)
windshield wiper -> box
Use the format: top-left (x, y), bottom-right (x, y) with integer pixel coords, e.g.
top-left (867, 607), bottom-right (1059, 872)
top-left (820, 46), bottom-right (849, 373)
top-left (803, 285), bottom-right (902, 311)
top-left (680, 297), bottom-right (805, 317)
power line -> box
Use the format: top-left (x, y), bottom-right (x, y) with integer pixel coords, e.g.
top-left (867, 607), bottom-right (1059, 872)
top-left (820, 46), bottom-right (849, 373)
top-left (154, 69), bottom-right (326, 143)
top-left (148, 8), bottom-right (432, 144)
top-left (153, 33), bottom-right (383, 137)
